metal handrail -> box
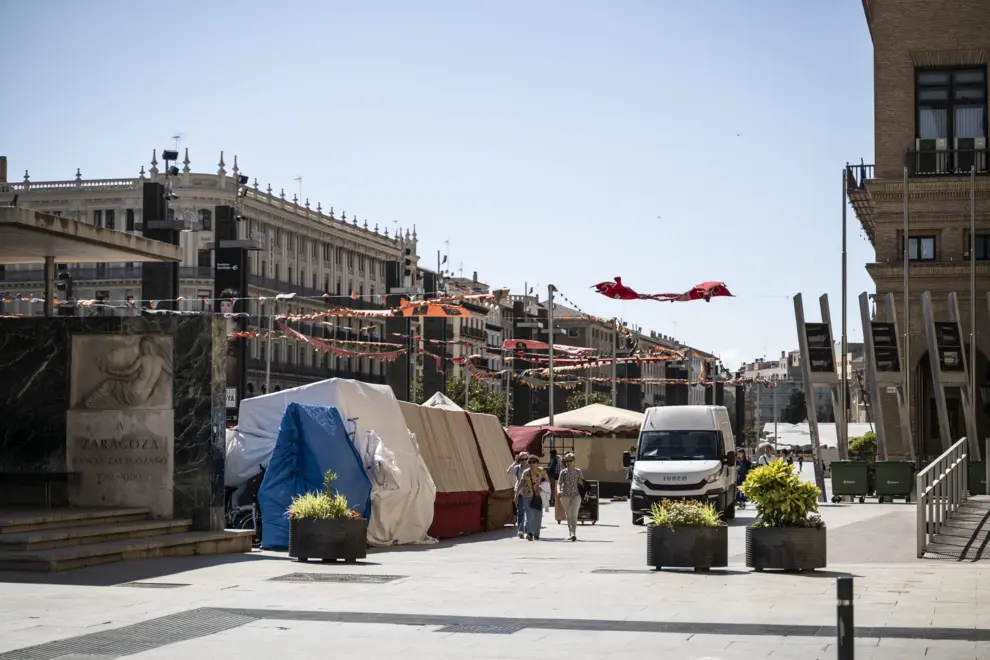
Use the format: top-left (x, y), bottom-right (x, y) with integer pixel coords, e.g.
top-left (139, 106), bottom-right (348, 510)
top-left (916, 437), bottom-right (969, 558)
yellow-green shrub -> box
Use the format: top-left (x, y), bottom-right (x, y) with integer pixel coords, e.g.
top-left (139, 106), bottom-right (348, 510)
top-left (648, 499), bottom-right (723, 529)
top-left (740, 459), bottom-right (823, 528)
top-left (286, 470), bottom-right (360, 520)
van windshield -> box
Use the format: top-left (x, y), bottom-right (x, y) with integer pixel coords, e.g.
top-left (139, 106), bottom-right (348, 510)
top-left (638, 430), bottom-right (721, 461)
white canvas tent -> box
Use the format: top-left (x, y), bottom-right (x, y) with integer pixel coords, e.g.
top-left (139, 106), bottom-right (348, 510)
top-left (526, 403), bottom-right (644, 435)
top-left (229, 378), bottom-right (437, 547)
top-left (422, 392), bottom-right (464, 411)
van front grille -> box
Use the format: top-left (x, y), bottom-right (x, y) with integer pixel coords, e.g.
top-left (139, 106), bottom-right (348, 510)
top-left (643, 479), bottom-right (707, 491)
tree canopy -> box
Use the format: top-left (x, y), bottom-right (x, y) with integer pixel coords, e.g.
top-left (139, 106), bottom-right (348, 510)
top-left (444, 376), bottom-right (511, 424)
top-left (566, 390), bottom-right (611, 411)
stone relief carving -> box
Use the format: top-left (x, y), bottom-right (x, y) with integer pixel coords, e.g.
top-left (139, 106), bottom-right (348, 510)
top-left (71, 335), bottom-right (173, 410)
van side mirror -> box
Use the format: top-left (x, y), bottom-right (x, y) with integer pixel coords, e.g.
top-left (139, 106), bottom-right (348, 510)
top-left (724, 452), bottom-right (736, 466)
top-left (622, 451), bottom-right (633, 468)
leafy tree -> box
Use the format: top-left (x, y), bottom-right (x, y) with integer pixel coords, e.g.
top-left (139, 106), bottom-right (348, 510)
top-left (743, 426), bottom-right (763, 447)
top-left (848, 431), bottom-right (877, 461)
top-left (445, 376), bottom-right (511, 424)
top-left (816, 405), bottom-right (835, 423)
top-left (566, 390), bottom-right (611, 411)
top-left (409, 378), bottom-right (425, 404)
top-left (782, 389), bottom-right (807, 424)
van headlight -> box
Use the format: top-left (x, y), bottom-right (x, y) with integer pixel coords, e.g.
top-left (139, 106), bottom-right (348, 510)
top-left (703, 469), bottom-right (722, 484)
top-left (632, 473), bottom-right (645, 486)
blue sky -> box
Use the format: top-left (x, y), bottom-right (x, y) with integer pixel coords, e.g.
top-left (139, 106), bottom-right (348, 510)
top-left (1, 1), bottom-right (875, 368)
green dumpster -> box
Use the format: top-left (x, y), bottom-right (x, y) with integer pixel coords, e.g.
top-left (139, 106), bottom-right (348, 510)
top-left (873, 461), bottom-right (916, 503)
top-left (829, 461), bottom-right (871, 503)
top-left (968, 462), bottom-right (987, 495)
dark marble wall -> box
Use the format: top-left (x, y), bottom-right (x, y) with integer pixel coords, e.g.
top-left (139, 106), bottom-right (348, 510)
top-left (0, 315), bottom-right (226, 530)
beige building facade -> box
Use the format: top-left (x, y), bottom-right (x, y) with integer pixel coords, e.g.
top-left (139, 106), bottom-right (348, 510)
top-left (848, 1), bottom-right (990, 457)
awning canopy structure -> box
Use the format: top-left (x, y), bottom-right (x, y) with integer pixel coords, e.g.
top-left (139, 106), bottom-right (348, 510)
top-left (0, 208), bottom-right (182, 264)
top-left (526, 403), bottom-right (645, 435)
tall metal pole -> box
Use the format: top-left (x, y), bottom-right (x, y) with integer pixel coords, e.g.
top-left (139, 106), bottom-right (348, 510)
top-left (970, 165), bottom-right (977, 422)
top-left (841, 165), bottom-right (849, 457)
top-left (464, 345), bottom-right (471, 410)
top-left (548, 284), bottom-right (556, 426)
top-left (411, 325), bottom-right (418, 403)
top-left (903, 166), bottom-right (911, 449)
top-left (611, 318), bottom-right (618, 407)
top-left (773, 384), bottom-right (778, 450)
top-left (265, 302), bottom-right (273, 392)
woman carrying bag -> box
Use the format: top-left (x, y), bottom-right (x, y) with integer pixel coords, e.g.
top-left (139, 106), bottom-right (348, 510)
top-left (515, 455), bottom-right (549, 541)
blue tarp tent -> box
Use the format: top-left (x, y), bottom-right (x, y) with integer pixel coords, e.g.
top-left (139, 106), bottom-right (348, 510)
top-left (258, 403), bottom-right (372, 551)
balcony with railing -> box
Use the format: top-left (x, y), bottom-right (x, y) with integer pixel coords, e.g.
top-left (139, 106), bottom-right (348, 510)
top-left (907, 145), bottom-right (989, 178)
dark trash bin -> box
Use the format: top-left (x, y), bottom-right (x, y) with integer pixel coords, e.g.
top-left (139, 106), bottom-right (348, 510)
top-left (968, 462), bottom-right (987, 495)
top-left (829, 461), bottom-right (871, 503)
top-left (873, 461), bottom-right (916, 503)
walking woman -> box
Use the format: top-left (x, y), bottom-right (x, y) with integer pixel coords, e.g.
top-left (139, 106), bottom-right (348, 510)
top-left (515, 455), bottom-right (548, 541)
top-left (507, 452), bottom-right (529, 538)
top-left (556, 453), bottom-right (584, 541)
top-left (735, 448), bottom-right (752, 509)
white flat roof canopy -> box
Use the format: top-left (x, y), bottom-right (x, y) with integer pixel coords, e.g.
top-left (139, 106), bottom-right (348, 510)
top-left (0, 207), bottom-right (182, 265)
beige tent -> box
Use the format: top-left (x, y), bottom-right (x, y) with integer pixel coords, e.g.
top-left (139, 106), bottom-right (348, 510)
top-left (465, 411), bottom-right (517, 531)
top-left (423, 392), bottom-right (464, 411)
top-left (526, 403), bottom-right (644, 435)
top-left (398, 401), bottom-right (489, 539)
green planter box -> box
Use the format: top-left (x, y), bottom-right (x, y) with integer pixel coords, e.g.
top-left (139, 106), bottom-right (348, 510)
top-left (969, 462), bottom-right (987, 495)
top-left (873, 461), bottom-right (915, 502)
top-left (829, 461), bottom-right (871, 502)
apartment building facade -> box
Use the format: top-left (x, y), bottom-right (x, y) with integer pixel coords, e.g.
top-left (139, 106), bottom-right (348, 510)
top-left (847, 1), bottom-right (990, 457)
top-left (0, 151), bottom-right (419, 395)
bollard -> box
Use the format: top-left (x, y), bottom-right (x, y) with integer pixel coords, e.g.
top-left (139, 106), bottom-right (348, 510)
top-left (836, 576), bottom-right (854, 659)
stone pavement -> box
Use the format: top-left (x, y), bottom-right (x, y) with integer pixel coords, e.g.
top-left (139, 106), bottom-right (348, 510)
top-left (0, 480), bottom-right (987, 660)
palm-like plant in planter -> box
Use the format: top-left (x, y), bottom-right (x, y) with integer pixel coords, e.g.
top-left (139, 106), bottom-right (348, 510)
top-left (646, 499), bottom-right (727, 572)
top-left (287, 470), bottom-right (367, 563)
top-left (740, 459), bottom-right (826, 572)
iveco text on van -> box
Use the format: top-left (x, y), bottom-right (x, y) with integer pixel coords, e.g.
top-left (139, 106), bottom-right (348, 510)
top-left (629, 405), bottom-right (737, 525)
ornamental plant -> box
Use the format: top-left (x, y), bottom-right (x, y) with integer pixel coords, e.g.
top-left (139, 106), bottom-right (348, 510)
top-left (648, 499), bottom-right (723, 529)
top-left (287, 470), bottom-right (360, 520)
top-left (739, 460), bottom-right (824, 529)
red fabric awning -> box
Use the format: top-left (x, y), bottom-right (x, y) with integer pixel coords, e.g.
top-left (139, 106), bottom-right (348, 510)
top-left (506, 425), bottom-right (591, 456)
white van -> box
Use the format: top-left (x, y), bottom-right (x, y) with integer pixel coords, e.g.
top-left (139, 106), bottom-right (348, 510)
top-left (629, 405), bottom-right (737, 525)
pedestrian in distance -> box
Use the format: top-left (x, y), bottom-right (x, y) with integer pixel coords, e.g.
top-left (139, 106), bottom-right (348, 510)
top-left (556, 453), bottom-right (584, 542)
top-left (507, 452), bottom-right (529, 537)
top-left (734, 448), bottom-right (752, 509)
top-left (515, 455), bottom-right (548, 541)
top-left (798, 454), bottom-right (804, 472)
top-left (757, 443), bottom-right (776, 466)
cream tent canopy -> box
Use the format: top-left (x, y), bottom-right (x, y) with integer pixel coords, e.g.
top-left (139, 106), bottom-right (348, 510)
top-left (525, 403), bottom-right (644, 435)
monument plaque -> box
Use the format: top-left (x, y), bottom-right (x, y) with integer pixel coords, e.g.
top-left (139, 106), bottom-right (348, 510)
top-left (66, 334), bottom-right (175, 517)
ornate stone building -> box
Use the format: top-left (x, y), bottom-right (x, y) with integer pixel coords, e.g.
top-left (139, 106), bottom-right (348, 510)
top-left (0, 151), bottom-right (420, 395)
top-left (847, 1), bottom-right (989, 457)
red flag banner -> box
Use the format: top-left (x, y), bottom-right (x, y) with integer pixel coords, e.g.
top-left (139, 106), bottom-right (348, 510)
top-left (592, 278), bottom-right (733, 303)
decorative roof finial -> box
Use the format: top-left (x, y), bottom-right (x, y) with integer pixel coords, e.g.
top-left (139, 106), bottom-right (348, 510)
top-left (342, 211), bottom-right (347, 221)
top-left (232, 154), bottom-right (239, 177)
top-left (23, 170), bottom-right (29, 182)
top-left (384, 226), bottom-right (389, 237)
top-left (139, 165), bottom-right (146, 180)
top-left (182, 148), bottom-right (191, 174)
top-left (280, 188), bottom-right (286, 200)
top-left (253, 177), bottom-right (259, 190)
top-left (217, 151), bottom-right (226, 176)
top-left (292, 193), bottom-right (298, 204)
top-left (412, 224), bottom-right (417, 240)
top-left (150, 150), bottom-right (159, 176)
top-left (75, 168), bottom-right (82, 181)
top-left (317, 202), bottom-right (322, 214)
top-left (305, 198), bottom-right (310, 209)
top-left (363, 218), bottom-right (368, 230)
top-left (266, 183), bottom-right (272, 195)
top-left (329, 206), bottom-right (335, 219)
top-left (374, 222), bottom-right (379, 233)
top-left (353, 214), bottom-right (358, 226)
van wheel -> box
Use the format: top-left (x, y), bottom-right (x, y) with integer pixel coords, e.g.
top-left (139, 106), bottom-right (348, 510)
top-left (632, 514), bottom-right (645, 526)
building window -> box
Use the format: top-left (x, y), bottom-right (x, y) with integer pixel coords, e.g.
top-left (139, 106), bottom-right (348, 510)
top-left (50, 210), bottom-right (62, 217)
top-left (906, 236), bottom-right (936, 261)
top-left (126, 209), bottom-right (135, 231)
top-left (313, 273), bottom-right (317, 290)
top-left (917, 69), bottom-right (987, 141)
top-left (166, 208), bottom-right (175, 222)
top-left (324, 276), bottom-right (330, 293)
top-left (92, 210), bottom-right (103, 227)
top-left (105, 210), bottom-right (115, 231)
top-left (197, 249), bottom-right (212, 269)
top-left (973, 234), bottom-right (990, 260)
top-left (199, 209), bottom-right (212, 231)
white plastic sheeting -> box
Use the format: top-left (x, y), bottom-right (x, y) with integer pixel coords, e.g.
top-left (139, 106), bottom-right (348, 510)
top-left (230, 378), bottom-right (437, 547)
top-left (422, 392), bottom-right (464, 411)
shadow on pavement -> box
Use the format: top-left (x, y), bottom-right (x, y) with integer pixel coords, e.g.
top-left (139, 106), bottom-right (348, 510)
top-left (368, 526), bottom-right (521, 553)
top-left (0, 551), bottom-right (271, 587)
